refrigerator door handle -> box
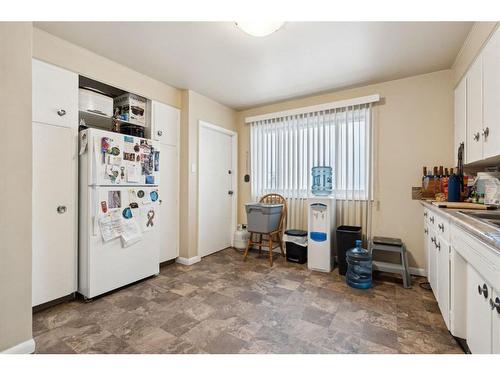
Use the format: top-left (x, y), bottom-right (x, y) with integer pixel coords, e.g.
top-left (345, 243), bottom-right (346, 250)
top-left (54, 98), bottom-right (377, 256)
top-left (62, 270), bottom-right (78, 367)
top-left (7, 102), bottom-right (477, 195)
top-left (92, 186), bottom-right (98, 236)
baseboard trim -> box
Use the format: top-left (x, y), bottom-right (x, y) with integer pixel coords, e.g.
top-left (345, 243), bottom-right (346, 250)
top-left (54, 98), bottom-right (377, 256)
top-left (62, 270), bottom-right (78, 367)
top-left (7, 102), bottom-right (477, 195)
top-left (176, 256), bottom-right (201, 266)
top-left (1, 338), bottom-right (35, 354)
top-left (373, 261), bottom-right (426, 277)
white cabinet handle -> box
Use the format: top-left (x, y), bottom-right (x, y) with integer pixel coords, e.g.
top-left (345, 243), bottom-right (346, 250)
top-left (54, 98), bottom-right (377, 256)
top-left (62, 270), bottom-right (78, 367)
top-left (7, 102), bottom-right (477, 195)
top-left (57, 109), bottom-right (66, 116)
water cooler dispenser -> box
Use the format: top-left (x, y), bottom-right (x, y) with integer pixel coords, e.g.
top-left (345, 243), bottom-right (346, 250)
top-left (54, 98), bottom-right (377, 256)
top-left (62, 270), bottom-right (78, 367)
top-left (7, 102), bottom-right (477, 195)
top-left (307, 197), bottom-right (336, 272)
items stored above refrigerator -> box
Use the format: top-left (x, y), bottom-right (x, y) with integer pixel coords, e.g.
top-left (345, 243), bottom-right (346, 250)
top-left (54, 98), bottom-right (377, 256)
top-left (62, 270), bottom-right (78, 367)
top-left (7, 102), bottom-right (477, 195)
top-left (78, 75), bottom-right (149, 137)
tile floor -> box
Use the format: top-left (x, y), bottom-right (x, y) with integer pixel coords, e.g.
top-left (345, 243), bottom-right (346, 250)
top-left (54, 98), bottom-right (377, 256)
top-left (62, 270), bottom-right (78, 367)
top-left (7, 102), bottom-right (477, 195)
top-left (33, 248), bottom-right (463, 354)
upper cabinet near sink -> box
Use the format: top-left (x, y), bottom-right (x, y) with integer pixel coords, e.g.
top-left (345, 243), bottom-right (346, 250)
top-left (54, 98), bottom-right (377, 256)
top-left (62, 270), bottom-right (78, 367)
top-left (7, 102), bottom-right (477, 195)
top-left (483, 29), bottom-right (500, 160)
top-left (457, 26), bottom-right (500, 165)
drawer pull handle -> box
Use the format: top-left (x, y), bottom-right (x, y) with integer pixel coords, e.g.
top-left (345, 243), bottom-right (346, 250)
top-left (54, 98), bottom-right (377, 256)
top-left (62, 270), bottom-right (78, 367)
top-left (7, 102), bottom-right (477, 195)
top-left (57, 205), bottom-right (67, 214)
top-left (438, 223), bottom-right (444, 232)
top-left (435, 241), bottom-right (441, 251)
top-left (424, 228), bottom-right (428, 234)
top-left (57, 109), bottom-right (66, 116)
top-left (491, 297), bottom-right (500, 313)
top-left (478, 284), bottom-right (488, 299)
top-left (430, 216), bottom-right (435, 223)
top-left (424, 212), bottom-right (428, 217)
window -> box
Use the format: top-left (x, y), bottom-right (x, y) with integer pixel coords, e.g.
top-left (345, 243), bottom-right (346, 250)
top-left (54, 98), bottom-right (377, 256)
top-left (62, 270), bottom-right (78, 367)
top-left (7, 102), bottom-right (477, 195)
top-left (250, 104), bottom-right (372, 201)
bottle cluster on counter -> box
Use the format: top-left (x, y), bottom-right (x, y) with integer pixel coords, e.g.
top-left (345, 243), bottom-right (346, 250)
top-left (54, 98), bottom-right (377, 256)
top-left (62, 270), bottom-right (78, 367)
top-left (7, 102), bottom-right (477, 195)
top-left (421, 165), bottom-right (468, 202)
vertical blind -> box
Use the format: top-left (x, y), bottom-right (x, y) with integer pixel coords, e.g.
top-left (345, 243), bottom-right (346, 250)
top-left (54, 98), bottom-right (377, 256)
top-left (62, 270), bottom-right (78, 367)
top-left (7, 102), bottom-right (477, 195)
top-left (249, 103), bottom-right (373, 240)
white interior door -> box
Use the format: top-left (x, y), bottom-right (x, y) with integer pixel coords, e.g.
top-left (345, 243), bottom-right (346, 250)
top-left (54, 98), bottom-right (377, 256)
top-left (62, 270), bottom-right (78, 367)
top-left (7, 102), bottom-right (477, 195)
top-left (32, 122), bottom-right (77, 306)
top-left (199, 123), bottom-right (235, 257)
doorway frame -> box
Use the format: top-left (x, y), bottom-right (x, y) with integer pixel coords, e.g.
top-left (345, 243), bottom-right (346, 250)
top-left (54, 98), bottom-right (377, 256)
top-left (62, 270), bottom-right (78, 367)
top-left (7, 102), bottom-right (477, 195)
top-left (197, 120), bottom-right (238, 258)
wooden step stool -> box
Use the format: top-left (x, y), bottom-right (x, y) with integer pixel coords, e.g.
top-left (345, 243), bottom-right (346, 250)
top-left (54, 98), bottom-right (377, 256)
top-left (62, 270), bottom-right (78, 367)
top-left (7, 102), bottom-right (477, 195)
top-left (370, 236), bottom-right (412, 288)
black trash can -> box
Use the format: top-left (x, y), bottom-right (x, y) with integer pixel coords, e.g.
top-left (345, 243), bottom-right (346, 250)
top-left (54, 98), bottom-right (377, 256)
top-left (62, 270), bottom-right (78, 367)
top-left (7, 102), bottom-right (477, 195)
top-left (336, 226), bottom-right (362, 275)
top-left (284, 229), bottom-right (308, 264)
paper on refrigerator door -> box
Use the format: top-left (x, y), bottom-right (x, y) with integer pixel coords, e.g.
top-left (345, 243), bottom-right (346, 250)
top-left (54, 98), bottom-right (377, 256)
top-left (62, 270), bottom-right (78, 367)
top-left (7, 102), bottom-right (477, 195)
top-left (121, 217), bottom-right (142, 247)
top-left (127, 163), bottom-right (141, 183)
top-left (98, 210), bottom-right (122, 242)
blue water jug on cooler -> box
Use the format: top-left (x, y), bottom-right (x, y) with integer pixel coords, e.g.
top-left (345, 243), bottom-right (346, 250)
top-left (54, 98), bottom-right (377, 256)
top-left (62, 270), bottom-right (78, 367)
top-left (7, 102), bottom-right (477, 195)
top-left (346, 240), bottom-right (372, 289)
top-left (312, 166), bottom-right (333, 196)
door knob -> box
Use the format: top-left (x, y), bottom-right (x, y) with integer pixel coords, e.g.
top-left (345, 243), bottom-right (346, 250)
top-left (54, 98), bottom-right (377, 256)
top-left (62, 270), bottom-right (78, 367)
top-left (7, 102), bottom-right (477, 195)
top-left (228, 190), bottom-right (234, 195)
top-left (57, 109), bottom-right (66, 116)
top-left (157, 130), bottom-right (163, 136)
top-left (57, 205), bottom-right (67, 214)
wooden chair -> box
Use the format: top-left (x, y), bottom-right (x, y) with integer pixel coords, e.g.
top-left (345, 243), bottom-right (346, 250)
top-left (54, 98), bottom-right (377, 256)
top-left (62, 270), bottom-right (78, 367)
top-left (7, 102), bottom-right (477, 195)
top-left (243, 193), bottom-right (287, 266)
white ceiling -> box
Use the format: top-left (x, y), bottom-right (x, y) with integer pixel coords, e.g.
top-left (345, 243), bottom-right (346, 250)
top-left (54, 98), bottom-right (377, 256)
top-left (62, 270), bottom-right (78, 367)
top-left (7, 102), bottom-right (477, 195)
top-left (35, 22), bottom-right (472, 110)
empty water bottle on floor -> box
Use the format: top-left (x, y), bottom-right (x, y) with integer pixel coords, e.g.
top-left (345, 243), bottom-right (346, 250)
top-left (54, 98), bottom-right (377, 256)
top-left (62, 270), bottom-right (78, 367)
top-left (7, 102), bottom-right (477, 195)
top-left (346, 240), bottom-right (372, 289)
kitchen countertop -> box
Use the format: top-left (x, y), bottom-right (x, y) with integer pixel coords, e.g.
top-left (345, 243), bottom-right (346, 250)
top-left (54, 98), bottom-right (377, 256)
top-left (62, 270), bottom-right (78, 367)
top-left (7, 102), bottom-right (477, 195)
top-left (420, 200), bottom-right (500, 251)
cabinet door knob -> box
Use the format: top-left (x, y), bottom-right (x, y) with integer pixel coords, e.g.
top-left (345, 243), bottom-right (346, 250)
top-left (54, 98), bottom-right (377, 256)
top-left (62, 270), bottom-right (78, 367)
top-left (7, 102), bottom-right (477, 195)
top-left (430, 216), bottom-right (435, 223)
top-left (424, 212), bottom-right (428, 218)
top-left (57, 205), bottom-right (67, 214)
top-left (438, 223), bottom-right (444, 231)
top-left (478, 283), bottom-right (488, 298)
top-left (436, 241), bottom-right (441, 251)
top-left (57, 109), bottom-right (66, 116)
top-left (492, 297), bottom-right (500, 313)
top-left (157, 130), bottom-right (163, 136)
top-left (482, 127), bottom-right (490, 138)
top-left (473, 132), bottom-right (480, 141)
top-left (424, 228), bottom-right (428, 234)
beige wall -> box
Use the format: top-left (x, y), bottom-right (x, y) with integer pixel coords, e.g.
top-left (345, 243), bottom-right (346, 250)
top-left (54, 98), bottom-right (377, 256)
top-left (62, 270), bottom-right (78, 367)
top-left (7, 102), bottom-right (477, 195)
top-left (452, 22), bottom-right (498, 86)
top-left (0, 22), bottom-right (33, 352)
top-left (236, 70), bottom-right (455, 269)
top-left (179, 90), bottom-right (237, 259)
top-left (32, 28), bottom-right (181, 108)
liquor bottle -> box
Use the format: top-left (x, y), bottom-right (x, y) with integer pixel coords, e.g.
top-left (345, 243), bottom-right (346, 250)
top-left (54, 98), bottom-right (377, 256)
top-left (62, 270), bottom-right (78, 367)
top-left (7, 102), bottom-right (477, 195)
top-left (433, 166), bottom-right (440, 196)
top-left (442, 168), bottom-right (449, 201)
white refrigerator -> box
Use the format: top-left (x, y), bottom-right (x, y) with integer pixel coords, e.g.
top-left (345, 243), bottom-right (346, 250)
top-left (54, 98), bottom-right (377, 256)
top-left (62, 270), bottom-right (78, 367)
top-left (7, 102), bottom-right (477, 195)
top-left (79, 128), bottom-right (161, 299)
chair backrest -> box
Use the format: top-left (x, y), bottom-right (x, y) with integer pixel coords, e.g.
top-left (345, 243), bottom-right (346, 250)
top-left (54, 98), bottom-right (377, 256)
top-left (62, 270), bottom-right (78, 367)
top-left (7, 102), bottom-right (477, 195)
top-left (259, 193), bottom-right (287, 232)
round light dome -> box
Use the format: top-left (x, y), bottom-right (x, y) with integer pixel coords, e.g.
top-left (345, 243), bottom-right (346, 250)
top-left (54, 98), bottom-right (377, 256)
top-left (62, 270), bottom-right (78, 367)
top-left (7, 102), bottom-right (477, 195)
top-left (235, 21), bottom-right (284, 37)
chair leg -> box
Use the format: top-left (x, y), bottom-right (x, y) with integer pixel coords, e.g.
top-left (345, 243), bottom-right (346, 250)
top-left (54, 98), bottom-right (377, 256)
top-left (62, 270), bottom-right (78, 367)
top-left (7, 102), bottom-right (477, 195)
top-left (269, 236), bottom-right (273, 266)
top-left (243, 234), bottom-right (252, 262)
top-left (258, 234), bottom-right (263, 256)
top-left (277, 233), bottom-right (285, 257)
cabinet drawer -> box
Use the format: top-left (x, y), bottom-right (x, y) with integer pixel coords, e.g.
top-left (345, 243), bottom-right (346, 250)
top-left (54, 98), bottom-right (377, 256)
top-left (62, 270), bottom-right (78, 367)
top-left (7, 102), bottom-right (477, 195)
top-left (451, 224), bottom-right (500, 291)
top-left (435, 214), bottom-right (450, 243)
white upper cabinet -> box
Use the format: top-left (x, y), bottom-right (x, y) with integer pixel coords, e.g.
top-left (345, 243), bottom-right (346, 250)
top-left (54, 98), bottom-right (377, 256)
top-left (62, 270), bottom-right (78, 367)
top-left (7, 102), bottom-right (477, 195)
top-left (32, 59), bottom-right (78, 128)
top-left (482, 29), bottom-right (500, 159)
top-left (151, 100), bottom-right (180, 146)
top-left (466, 57), bottom-right (483, 164)
top-left (454, 78), bottom-right (466, 166)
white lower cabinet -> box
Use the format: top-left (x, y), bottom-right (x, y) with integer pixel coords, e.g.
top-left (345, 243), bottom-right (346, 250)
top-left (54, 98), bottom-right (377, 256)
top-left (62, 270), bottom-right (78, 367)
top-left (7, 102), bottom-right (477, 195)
top-left (466, 264), bottom-right (492, 354)
top-left (428, 227), bottom-right (439, 299)
top-left (493, 290), bottom-right (500, 354)
top-left (437, 237), bottom-right (450, 329)
top-left (32, 122), bottom-right (77, 306)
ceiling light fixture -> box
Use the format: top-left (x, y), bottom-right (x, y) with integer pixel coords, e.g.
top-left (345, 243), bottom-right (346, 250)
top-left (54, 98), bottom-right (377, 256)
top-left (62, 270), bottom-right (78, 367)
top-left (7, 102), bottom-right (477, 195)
top-left (235, 21), bottom-right (284, 37)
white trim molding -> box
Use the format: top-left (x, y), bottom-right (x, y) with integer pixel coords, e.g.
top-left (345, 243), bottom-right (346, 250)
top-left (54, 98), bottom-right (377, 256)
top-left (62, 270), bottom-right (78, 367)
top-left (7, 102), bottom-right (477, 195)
top-left (245, 94), bottom-right (380, 123)
top-left (1, 339), bottom-right (35, 354)
top-left (176, 256), bottom-right (201, 266)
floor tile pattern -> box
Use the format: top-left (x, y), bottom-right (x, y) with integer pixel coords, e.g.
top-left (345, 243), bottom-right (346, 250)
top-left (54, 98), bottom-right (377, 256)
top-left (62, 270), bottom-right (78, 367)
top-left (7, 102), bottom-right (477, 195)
top-left (33, 248), bottom-right (463, 354)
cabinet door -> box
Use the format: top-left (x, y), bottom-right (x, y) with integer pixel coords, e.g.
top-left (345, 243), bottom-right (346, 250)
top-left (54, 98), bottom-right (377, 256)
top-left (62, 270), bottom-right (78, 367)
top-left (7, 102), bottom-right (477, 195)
top-left (32, 122), bottom-right (77, 306)
top-left (454, 78), bottom-right (467, 166)
top-left (466, 58), bottom-right (484, 164)
top-left (424, 221), bottom-right (430, 279)
top-left (151, 101), bottom-right (179, 146)
top-left (482, 29), bottom-right (500, 159)
top-left (493, 289), bottom-right (500, 354)
top-left (466, 264), bottom-right (492, 353)
top-left (158, 144), bottom-right (179, 262)
top-left (32, 59), bottom-right (78, 129)
top-left (428, 228), bottom-right (438, 298)
top-left (436, 237), bottom-right (450, 329)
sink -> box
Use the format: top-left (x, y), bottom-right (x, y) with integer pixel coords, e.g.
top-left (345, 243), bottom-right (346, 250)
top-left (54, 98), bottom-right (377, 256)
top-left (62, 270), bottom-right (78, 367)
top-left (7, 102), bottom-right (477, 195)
top-left (458, 210), bottom-right (500, 229)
